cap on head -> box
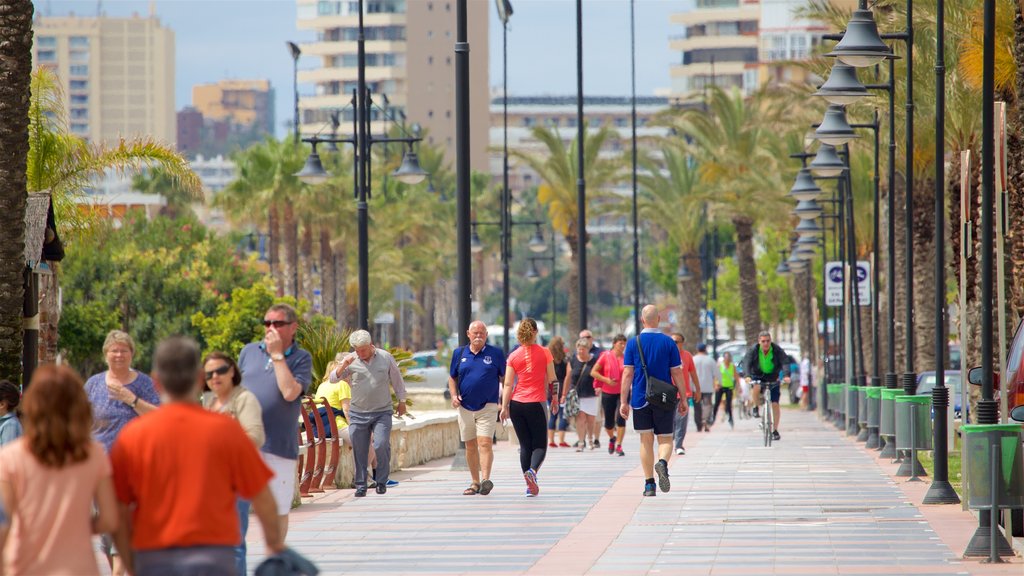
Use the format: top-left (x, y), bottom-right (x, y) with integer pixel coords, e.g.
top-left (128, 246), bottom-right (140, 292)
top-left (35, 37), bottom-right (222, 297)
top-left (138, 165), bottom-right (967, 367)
top-left (696, 343), bottom-right (707, 353)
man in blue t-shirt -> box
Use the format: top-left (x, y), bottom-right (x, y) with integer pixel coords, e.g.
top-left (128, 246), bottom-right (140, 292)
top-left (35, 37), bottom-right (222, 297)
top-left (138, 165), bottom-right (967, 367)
top-left (448, 320), bottom-right (506, 496)
top-left (620, 305), bottom-right (688, 497)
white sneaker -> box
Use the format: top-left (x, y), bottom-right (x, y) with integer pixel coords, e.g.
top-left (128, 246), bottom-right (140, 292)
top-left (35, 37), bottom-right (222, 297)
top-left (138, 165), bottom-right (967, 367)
top-left (675, 448), bottom-right (685, 456)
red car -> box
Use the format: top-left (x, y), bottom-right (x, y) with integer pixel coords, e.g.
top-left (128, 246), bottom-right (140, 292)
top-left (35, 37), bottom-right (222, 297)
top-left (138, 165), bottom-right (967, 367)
top-left (968, 317), bottom-right (1024, 416)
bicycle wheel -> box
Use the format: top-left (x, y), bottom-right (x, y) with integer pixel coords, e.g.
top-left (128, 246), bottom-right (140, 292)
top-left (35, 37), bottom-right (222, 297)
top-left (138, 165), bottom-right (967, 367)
top-left (764, 395), bottom-right (773, 447)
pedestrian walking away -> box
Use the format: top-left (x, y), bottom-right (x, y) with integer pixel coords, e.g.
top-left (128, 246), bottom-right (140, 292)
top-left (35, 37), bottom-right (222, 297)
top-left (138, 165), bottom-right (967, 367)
top-left (0, 380), bottom-right (23, 447)
top-left (202, 351), bottom-right (266, 576)
top-left (111, 337), bottom-right (286, 575)
top-left (591, 334), bottom-right (627, 455)
top-left (85, 330), bottom-right (160, 576)
top-left (545, 337), bottom-right (570, 448)
top-left (331, 329), bottom-right (408, 497)
top-left (620, 305), bottom-right (688, 497)
top-left (239, 303), bottom-right (312, 538)
top-left (0, 365), bottom-right (119, 575)
top-left (500, 318), bottom-right (557, 497)
top-left (563, 338), bottom-right (600, 452)
top-left (713, 351), bottom-right (737, 428)
top-left (742, 331), bottom-right (790, 441)
top-left (448, 320), bottom-right (506, 496)
top-left (670, 333), bottom-right (698, 455)
top-left (693, 343), bottom-right (720, 430)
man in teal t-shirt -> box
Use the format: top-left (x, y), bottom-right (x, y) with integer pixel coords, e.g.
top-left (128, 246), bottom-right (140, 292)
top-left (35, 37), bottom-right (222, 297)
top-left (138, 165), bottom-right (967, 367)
top-left (741, 331), bottom-right (790, 441)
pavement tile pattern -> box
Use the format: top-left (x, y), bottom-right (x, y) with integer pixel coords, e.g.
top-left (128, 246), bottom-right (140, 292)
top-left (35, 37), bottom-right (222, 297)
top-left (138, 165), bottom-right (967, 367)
top-left (241, 408), bottom-right (1012, 575)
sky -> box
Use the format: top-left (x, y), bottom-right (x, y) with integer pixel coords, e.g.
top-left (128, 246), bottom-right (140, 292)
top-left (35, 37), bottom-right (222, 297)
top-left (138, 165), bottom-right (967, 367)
top-left (46, 0), bottom-right (689, 136)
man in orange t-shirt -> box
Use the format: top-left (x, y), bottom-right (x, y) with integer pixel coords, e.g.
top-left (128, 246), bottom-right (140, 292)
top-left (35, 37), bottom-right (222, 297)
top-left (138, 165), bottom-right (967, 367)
top-left (671, 333), bottom-right (699, 455)
top-left (111, 337), bottom-right (285, 575)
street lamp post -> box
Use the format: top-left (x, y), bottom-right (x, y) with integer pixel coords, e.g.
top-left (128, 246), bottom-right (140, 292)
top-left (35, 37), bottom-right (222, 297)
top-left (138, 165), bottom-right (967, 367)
top-left (286, 41), bottom-right (301, 142)
top-left (629, 0), bottom-right (641, 337)
top-left (456, 0), bottom-right (472, 347)
top-left (575, 0), bottom-right (588, 332)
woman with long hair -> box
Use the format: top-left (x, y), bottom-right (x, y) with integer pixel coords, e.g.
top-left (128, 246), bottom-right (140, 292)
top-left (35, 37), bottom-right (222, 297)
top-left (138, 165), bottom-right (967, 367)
top-left (0, 365), bottom-right (118, 574)
top-left (500, 318), bottom-right (557, 496)
top-left (545, 337), bottom-right (570, 448)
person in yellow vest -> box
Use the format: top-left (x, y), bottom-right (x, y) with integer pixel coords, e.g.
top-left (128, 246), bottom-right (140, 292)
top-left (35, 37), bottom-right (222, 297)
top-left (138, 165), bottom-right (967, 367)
top-left (713, 352), bottom-right (737, 428)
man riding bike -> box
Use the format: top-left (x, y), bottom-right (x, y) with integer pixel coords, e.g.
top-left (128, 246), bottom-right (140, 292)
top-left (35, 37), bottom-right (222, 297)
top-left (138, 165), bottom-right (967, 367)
top-left (742, 331), bottom-right (791, 441)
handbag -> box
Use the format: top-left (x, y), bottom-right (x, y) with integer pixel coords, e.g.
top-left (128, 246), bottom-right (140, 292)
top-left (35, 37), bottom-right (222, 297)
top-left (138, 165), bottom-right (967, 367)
top-left (636, 335), bottom-right (679, 410)
top-left (563, 357), bottom-right (592, 418)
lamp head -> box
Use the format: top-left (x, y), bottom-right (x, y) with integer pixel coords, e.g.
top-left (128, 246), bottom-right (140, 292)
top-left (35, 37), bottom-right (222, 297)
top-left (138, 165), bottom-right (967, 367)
top-left (814, 104), bottom-right (859, 146)
top-left (795, 218), bottom-right (824, 238)
top-left (826, 9), bottom-right (895, 68)
top-left (813, 63), bottom-right (868, 105)
top-left (525, 260), bottom-right (540, 280)
top-left (470, 226), bottom-right (483, 254)
top-left (295, 142), bottom-right (329, 185)
top-left (789, 168), bottom-right (823, 202)
top-left (794, 199), bottom-right (824, 221)
top-left (528, 226), bottom-right (546, 253)
top-left (393, 146), bottom-right (428, 185)
top-left (809, 143), bottom-right (846, 178)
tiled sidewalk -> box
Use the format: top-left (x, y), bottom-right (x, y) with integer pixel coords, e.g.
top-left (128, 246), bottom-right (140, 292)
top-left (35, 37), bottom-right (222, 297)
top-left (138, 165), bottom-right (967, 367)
top-left (247, 409), bottom-right (1020, 575)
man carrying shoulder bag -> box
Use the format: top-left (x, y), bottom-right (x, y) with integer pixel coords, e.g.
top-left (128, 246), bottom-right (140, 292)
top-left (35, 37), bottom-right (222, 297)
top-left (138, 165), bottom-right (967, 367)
top-left (619, 305), bottom-right (689, 497)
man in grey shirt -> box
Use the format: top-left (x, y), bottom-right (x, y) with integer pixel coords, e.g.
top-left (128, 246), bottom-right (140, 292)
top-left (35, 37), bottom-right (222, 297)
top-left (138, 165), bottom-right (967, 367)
top-left (693, 344), bottom-right (720, 430)
top-left (331, 329), bottom-right (407, 497)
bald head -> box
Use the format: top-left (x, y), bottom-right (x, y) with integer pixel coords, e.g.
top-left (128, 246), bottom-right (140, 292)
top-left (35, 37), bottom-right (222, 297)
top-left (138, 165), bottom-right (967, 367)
top-left (641, 305), bottom-right (659, 328)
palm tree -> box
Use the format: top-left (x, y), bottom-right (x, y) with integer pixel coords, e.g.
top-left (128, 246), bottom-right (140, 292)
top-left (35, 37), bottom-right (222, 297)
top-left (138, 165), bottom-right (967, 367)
top-left (25, 68), bottom-right (201, 365)
top-left (0, 0), bottom-right (34, 383)
top-left (510, 124), bottom-right (622, 334)
top-left (661, 86), bottom-right (795, 345)
top-left (634, 146), bottom-right (706, 349)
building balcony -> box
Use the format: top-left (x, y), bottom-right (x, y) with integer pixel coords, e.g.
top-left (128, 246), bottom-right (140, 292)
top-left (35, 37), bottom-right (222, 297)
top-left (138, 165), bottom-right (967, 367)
top-left (670, 60), bottom-right (747, 78)
top-left (297, 13), bottom-right (404, 30)
top-left (300, 40), bottom-right (407, 56)
top-left (671, 6), bottom-right (760, 26)
top-left (670, 34), bottom-right (758, 52)
top-left (298, 66), bottom-right (405, 84)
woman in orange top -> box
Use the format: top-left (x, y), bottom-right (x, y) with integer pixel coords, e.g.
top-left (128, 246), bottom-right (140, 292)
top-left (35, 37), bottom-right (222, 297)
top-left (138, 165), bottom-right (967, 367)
top-left (0, 365), bottom-right (119, 575)
top-left (500, 318), bottom-right (557, 497)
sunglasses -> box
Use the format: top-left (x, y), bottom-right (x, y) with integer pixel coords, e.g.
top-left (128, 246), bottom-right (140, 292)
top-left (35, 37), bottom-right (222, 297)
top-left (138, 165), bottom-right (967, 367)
top-left (262, 319), bottom-right (292, 328)
top-left (205, 365), bottom-right (232, 380)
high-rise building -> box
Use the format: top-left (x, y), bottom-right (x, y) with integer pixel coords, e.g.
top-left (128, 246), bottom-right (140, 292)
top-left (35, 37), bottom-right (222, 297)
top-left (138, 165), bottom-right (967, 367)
top-left (32, 12), bottom-right (175, 145)
top-left (756, 0), bottom-right (858, 87)
top-left (669, 0), bottom-right (761, 104)
top-left (295, 0), bottom-right (489, 172)
top-left (192, 79), bottom-right (275, 134)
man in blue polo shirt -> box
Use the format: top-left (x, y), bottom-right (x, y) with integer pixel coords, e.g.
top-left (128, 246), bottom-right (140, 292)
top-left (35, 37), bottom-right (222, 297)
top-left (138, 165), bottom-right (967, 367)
top-left (619, 305), bottom-right (688, 497)
top-left (448, 320), bottom-right (505, 496)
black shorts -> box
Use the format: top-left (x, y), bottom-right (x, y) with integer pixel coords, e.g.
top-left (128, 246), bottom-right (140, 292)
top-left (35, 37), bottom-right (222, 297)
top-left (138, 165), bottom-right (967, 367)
top-left (601, 393), bottom-right (626, 429)
top-left (632, 404), bottom-right (674, 436)
top-left (757, 381), bottom-right (781, 403)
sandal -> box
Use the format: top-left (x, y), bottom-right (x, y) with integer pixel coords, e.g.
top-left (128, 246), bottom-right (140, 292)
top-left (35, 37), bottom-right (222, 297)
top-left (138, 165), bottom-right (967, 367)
top-left (479, 479), bottom-right (494, 495)
top-left (463, 483), bottom-right (480, 495)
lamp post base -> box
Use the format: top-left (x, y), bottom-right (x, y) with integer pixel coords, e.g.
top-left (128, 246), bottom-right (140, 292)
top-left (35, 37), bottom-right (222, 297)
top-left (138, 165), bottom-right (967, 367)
top-left (866, 427), bottom-right (880, 449)
top-left (857, 425), bottom-right (869, 442)
top-left (880, 435), bottom-right (897, 458)
top-left (923, 479), bottom-right (960, 505)
top-left (964, 521), bottom-right (1013, 558)
top-left (895, 450), bottom-right (926, 477)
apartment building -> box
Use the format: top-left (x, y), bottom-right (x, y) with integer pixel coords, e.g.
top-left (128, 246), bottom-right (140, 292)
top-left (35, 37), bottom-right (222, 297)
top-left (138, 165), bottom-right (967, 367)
top-left (193, 79), bottom-right (275, 134)
top-left (295, 0), bottom-right (489, 172)
top-left (756, 0), bottom-right (858, 86)
top-left (669, 0), bottom-right (761, 103)
top-left (32, 12), bottom-right (175, 145)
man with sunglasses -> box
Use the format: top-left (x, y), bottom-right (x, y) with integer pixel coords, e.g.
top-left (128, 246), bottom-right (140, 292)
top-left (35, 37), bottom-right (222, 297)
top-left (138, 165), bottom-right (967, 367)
top-left (239, 304), bottom-right (312, 541)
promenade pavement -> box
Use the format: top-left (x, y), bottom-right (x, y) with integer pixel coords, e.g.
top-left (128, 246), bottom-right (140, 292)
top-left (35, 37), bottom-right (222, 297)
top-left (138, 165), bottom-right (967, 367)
top-left (243, 407), bottom-right (1021, 575)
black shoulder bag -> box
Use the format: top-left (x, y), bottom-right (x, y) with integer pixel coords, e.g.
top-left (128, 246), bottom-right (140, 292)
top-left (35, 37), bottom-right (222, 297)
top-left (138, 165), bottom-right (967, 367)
top-left (636, 335), bottom-right (679, 410)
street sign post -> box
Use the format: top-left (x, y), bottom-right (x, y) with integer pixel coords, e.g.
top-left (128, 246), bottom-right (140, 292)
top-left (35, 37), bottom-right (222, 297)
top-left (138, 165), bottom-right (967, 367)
top-left (825, 261), bottom-right (871, 307)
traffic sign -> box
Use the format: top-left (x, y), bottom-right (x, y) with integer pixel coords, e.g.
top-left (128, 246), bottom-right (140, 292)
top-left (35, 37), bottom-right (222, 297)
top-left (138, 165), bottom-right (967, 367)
top-left (825, 261), bottom-right (871, 307)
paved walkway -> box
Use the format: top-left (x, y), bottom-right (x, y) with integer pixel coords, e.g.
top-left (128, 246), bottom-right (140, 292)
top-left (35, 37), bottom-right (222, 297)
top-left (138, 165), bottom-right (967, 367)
top-left (247, 408), bottom-right (1021, 575)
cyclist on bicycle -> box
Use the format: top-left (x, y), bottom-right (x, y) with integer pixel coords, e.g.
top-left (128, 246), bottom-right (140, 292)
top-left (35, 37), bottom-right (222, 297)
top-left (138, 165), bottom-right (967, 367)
top-left (742, 331), bottom-right (790, 441)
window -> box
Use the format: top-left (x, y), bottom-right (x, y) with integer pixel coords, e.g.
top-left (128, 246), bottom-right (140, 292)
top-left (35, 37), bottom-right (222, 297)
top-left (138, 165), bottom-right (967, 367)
top-left (446, 56), bottom-right (451, 65)
top-left (70, 123), bottom-right (89, 134)
top-left (70, 50), bottom-right (89, 62)
top-left (70, 108), bottom-right (88, 119)
top-left (445, 110), bottom-right (451, 118)
top-left (37, 36), bottom-right (56, 48)
top-left (522, 117), bottom-right (534, 127)
top-left (70, 79), bottom-right (88, 90)
top-left (428, 56), bottom-right (433, 65)
top-left (428, 2), bottom-right (433, 9)
top-left (71, 94), bottom-right (88, 105)
top-left (428, 30), bottom-right (433, 38)
top-left (37, 50), bottom-right (56, 62)
top-left (591, 118), bottom-right (603, 127)
top-left (69, 64), bottom-right (88, 76)
top-left (428, 110), bottom-right (434, 118)
top-left (614, 118), bottom-right (628, 128)
top-left (69, 36), bottom-right (89, 48)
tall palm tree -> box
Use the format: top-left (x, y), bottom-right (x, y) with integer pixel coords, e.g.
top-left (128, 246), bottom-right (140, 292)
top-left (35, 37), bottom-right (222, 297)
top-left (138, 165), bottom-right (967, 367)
top-left (0, 0), bottom-right (34, 383)
top-left (510, 124), bottom-right (622, 334)
top-left (25, 68), bottom-right (201, 365)
top-left (661, 86), bottom-right (794, 344)
top-left (634, 146), bottom-right (706, 349)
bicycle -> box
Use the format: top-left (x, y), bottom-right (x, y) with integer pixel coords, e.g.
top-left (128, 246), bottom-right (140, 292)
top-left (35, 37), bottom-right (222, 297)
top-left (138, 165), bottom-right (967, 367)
top-left (751, 379), bottom-right (778, 447)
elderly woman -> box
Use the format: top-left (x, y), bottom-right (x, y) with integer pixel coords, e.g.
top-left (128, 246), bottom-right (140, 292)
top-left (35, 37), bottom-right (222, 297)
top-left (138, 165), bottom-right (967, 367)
top-left (201, 351), bottom-right (265, 576)
top-left (562, 338), bottom-right (599, 452)
top-left (0, 365), bottom-right (119, 575)
top-left (84, 330), bottom-right (159, 576)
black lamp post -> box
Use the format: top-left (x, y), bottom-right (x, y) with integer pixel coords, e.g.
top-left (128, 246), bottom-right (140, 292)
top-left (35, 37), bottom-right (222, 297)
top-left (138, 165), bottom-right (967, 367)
top-left (294, 0), bottom-right (428, 330)
top-left (286, 41), bottom-right (301, 142)
top-left (629, 0), bottom-right (641, 337)
top-left (575, 0), bottom-right (588, 332)
top-left (456, 0), bottom-right (472, 347)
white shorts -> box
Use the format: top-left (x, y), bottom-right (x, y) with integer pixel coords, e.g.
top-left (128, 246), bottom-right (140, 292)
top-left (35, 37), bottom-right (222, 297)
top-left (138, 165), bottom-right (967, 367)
top-left (262, 452), bottom-right (297, 516)
top-left (579, 396), bottom-right (599, 416)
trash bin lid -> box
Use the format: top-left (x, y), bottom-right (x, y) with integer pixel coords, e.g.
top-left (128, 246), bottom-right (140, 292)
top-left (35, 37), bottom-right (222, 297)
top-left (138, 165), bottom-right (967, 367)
top-left (827, 384), bottom-right (842, 393)
top-left (895, 394), bottom-right (931, 405)
top-left (961, 424), bottom-right (1024, 433)
top-left (881, 388), bottom-right (908, 400)
top-left (866, 387), bottom-right (882, 399)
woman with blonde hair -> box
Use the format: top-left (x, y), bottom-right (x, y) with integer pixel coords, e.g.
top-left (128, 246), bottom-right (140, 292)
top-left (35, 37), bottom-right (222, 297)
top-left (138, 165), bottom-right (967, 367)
top-left (0, 365), bottom-right (119, 574)
top-left (500, 318), bottom-right (557, 496)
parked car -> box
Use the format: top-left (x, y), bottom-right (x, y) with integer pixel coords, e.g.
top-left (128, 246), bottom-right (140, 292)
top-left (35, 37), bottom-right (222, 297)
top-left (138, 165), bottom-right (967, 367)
top-left (968, 318), bottom-right (1024, 418)
top-left (406, 350), bottom-right (450, 392)
top-left (915, 371), bottom-right (964, 419)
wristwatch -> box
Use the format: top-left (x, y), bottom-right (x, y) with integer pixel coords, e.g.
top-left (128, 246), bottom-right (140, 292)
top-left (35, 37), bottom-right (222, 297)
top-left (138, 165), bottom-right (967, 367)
top-left (270, 352), bottom-right (285, 362)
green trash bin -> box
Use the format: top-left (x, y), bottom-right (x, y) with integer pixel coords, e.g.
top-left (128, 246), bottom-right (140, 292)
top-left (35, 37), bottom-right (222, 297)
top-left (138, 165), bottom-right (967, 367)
top-left (866, 386), bottom-right (882, 430)
top-left (846, 385), bottom-right (860, 435)
top-left (895, 395), bottom-right (932, 451)
top-left (827, 384), bottom-right (841, 415)
top-left (962, 424), bottom-right (1024, 510)
top-left (858, 386), bottom-right (868, 427)
top-left (880, 388), bottom-right (907, 438)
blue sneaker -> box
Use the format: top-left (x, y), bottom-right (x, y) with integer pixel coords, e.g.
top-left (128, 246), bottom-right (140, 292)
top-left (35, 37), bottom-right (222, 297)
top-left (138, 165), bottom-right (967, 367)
top-left (643, 482), bottom-right (656, 497)
top-left (386, 479), bottom-right (400, 487)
